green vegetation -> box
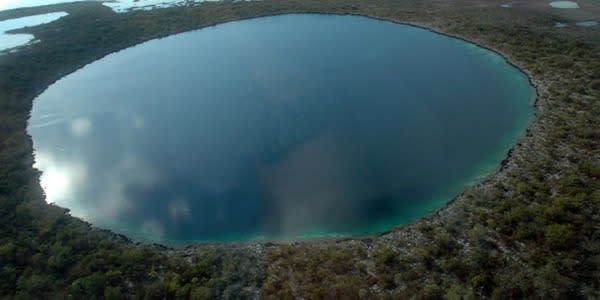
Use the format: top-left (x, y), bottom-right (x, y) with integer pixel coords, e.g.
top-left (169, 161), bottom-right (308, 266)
top-left (263, 14), bottom-right (600, 297)
top-left (0, 211), bottom-right (264, 298)
top-left (1, 0), bottom-right (599, 298)
top-left (264, 243), bottom-right (373, 299)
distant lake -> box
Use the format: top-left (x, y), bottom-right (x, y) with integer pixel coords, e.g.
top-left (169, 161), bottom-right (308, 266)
top-left (29, 14), bottom-right (534, 241)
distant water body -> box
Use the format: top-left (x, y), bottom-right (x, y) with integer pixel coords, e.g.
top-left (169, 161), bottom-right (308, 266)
top-left (0, 0), bottom-right (218, 13)
top-left (29, 14), bottom-right (534, 242)
top-left (0, 12), bottom-right (67, 51)
top-left (549, 1), bottom-right (580, 9)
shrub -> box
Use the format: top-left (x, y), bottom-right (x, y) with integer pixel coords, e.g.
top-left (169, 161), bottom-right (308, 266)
top-left (544, 224), bottom-right (573, 249)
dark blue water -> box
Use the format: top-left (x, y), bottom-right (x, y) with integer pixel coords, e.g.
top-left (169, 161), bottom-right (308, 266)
top-left (29, 14), bottom-right (534, 241)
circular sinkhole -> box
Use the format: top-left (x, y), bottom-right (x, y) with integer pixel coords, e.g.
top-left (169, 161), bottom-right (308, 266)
top-left (29, 14), bottom-right (535, 242)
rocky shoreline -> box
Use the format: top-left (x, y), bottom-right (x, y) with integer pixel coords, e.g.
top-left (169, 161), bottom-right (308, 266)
top-left (158, 14), bottom-right (546, 252)
top-left (2, 0), bottom-right (599, 297)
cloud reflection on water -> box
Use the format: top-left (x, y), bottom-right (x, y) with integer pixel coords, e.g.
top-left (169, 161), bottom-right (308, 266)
top-left (168, 198), bottom-right (191, 221)
top-left (28, 15), bottom-right (534, 241)
top-left (34, 151), bottom-right (87, 212)
top-left (70, 117), bottom-right (92, 138)
top-left (258, 132), bottom-right (378, 235)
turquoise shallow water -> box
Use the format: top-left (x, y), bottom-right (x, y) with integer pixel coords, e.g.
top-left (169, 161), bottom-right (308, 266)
top-left (29, 14), bottom-right (534, 242)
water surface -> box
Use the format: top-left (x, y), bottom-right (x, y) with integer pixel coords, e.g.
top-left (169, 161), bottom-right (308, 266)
top-left (549, 1), bottom-right (579, 9)
top-left (0, 0), bottom-right (217, 13)
top-left (576, 21), bottom-right (598, 27)
top-left (0, 12), bottom-right (67, 51)
top-left (29, 14), bottom-right (534, 241)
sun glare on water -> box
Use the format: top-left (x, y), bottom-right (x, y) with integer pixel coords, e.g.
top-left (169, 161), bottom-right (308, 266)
top-left (40, 168), bottom-right (68, 203)
top-left (34, 152), bottom-right (86, 207)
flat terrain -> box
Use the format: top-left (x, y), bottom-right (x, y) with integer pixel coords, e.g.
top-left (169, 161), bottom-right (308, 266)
top-left (0, 0), bottom-right (599, 298)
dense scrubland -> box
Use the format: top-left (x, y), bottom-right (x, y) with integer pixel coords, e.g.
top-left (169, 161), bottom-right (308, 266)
top-left (1, 0), bottom-right (599, 298)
